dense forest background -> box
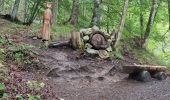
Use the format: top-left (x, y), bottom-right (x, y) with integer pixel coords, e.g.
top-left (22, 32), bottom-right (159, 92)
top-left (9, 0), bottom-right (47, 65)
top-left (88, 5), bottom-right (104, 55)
top-left (0, 0), bottom-right (169, 66)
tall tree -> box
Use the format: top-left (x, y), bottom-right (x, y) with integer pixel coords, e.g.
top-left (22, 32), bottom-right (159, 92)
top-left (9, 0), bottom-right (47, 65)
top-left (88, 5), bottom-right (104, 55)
top-left (0, 0), bottom-right (5, 12)
top-left (52, 0), bottom-right (58, 25)
top-left (65, 0), bottom-right (79, 25)
top-left (168, 0), bottom-right (170, 30)
top-left (91, 0), bottom-right (102, 27)
top-left (24, 0), bottom-right (42, 25)
top-left (112, 0), bottom-right (129, 50)
top-left (11, 0), bottom-right (20, 20)
top-left (140, 0), bottom-right (144, 39)
top-left (142, 0), bottom-right (158, 48)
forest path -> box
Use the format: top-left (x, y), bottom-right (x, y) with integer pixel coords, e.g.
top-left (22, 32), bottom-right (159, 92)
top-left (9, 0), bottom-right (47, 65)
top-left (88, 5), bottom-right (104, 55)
top-left (1, 18), bottom-right (170, 100)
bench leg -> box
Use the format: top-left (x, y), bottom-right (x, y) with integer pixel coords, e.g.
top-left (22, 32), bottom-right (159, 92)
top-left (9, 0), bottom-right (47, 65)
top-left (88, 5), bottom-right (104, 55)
top-left (129, 71), bottom-right (151, 82)
top-left (152, 72), bottom-right (167, 80)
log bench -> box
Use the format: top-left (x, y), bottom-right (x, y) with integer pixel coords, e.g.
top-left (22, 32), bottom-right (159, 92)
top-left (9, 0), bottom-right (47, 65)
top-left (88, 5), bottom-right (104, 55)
top-left (123, 65), bottom-right (168, 82)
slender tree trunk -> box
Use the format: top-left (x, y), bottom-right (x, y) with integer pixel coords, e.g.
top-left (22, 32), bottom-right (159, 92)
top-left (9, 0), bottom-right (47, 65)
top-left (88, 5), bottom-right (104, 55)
top-left (107, 3), bottom-right (110, 34)
top-left (52, 0), bottom-right (58, 25)
top-left (91, 0), bottom-right (102, 27)
top-left (0, 0), bottom-right (5, 12)
top-left (24, 0), bottom-right (41, 25)
top-left (140, 0), bottom-right (144, 34)
top-left (113, 0), bottom-right (129, 50)
top-left (65, 0), bottom-right (79, 25)
top-left (168, 0), bottom-right (170, 30)
top-left (24, 0), bottom-right (28, 22)
top-left (11, 0), bottom-right (20, 20)
top-left (142, 0), bottom-right (158, 48)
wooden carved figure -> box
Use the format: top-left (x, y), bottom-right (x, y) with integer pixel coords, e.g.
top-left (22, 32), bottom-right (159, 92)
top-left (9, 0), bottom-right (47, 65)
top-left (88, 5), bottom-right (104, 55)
top-left (42, 2), bottom-right (52, 41)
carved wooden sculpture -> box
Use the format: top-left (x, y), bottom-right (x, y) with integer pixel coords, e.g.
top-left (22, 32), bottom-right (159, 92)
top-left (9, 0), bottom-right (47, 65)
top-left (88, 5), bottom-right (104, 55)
top-left (42, 2), bottom-right (52, 41)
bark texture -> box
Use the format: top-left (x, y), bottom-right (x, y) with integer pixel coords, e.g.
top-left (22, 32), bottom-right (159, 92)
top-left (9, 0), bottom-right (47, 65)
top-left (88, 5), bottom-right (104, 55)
top-left (91, 0), bottom-right (102, 27)
top-left (65, 0), bottom-right (79, 25)
top-left (168, 0), bottom-right (170, 30)
top-left (142, 0), bottom-right (158, 48)
top-left (11, 0), bottom-right (20, 20)
top-left (52, 0), bottom-right (58, 25)
top-left (113, 0), bottom-right (129, 50)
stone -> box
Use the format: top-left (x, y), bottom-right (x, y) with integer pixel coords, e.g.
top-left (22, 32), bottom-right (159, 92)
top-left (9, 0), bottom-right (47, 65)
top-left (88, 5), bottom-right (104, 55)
top-left (32, 36), bottom-right (38, 40)
top-left (108, 39), bottom-right (112, 44)
top-left (92, 25), bottom-right (99, 32)
top-left (85, 43), bottom-right (93, 49)
top-left (0, 63), bottom-right (4, 68)
top-left (83, 36), bottom-right (90, 41)
top-left (98, 50), bottom-right (110, 59)
top-left (106, 46), bottom-right (112, 52)
top-left (80, 29), bottom-right (86, 34)
top-left (86, 48), bottom-right (98, 54)
top-left (84, 28), bottom-right (93, 35)
top-left (80, 28), bottom-right (93, 36)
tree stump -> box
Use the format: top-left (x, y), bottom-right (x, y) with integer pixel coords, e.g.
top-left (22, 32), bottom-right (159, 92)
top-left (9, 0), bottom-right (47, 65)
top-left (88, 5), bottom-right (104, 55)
top-left (71, 31), bottom-right (81, 49)
top-left (89, 31), bottom-right (109, 50)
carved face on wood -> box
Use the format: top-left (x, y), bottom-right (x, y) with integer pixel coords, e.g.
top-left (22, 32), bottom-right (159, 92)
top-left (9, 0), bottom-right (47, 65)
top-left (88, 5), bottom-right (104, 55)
top-left (47, 2), bottom-right (52, 8)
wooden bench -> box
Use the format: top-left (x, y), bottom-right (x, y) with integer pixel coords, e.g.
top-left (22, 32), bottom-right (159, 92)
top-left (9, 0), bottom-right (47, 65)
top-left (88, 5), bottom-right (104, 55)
top-left (123, 65), bottom-right (168, 82)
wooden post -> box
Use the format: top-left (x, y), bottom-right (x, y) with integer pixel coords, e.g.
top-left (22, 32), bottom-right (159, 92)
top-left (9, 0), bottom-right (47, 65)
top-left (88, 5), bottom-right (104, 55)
top-left (71, 31), bottom-right (81, 49)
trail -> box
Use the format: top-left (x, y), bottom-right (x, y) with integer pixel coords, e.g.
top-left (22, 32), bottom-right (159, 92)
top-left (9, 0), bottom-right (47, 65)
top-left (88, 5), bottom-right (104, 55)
top-left (1, 18), bottom-right (170, 100)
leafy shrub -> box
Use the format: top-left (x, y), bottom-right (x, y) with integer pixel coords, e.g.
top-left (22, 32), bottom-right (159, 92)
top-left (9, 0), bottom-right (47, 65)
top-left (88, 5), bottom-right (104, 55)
top-left (5, 43), bottom-right (42, 70)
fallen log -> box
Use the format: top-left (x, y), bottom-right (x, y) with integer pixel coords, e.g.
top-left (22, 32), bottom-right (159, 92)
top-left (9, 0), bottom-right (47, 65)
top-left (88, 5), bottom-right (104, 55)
top-left (48, 40), bottom-right (71, 48)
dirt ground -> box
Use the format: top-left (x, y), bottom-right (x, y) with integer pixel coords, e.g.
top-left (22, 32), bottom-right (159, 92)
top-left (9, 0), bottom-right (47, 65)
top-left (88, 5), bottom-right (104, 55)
top-left (38, 47), bottom-right (170, 100)
top-left (1, 18), bottom-right (170, 100)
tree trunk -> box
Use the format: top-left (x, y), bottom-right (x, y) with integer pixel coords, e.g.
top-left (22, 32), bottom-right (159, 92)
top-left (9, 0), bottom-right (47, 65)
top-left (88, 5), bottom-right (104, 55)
top-left (65, 0), bottom-right (79, 25)
top-left (0, 0), bottom-right (5, 12)
top-left (142, 0), bottom-right (158, 48)
top-left (24, 0), bottom-right (41, 25)
top-left (113, 0), bottom-right (129, 50)
top-left (140, 0), bottom-right (144, 39)
top-left (52, 0), bottom-right (58, 25)
top-left (11, 0), bottom-right (20, 20)
top-left (168, 0), bottom-right (170, 30)
top-left (24, 0), bottom-right (28, 23)
top-left (91, 0), bottom-right (102, 27)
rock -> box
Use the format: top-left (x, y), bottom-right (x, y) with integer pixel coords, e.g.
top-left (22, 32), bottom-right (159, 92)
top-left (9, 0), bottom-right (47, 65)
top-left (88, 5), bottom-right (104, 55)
top-left (105, 33), bottom-right (111, 38)
top-left (80, 29), bottom-right (86, 37)
top-left (108, 39), bottom-right (112, 44)
top-left (0, 63), bottom-right (4, 68)
top-left (98, 50), bottom-right (110, 59)
top-left (33, 36), bottom-right (38, 40)
top-left (85, 28), bottom-right (93, 35)
top-left (86, 48), bottom-right (98, 54)
top-left (80, 28), bottom-right (92, 36)
top-left (92, 25), bottom-right (99, 32)
top-left (85, 43), bottom-right (93, 49)
top-left (106, 46), bottom-right (112, 52)
top-left (83, 36), bottom-right (90, 42)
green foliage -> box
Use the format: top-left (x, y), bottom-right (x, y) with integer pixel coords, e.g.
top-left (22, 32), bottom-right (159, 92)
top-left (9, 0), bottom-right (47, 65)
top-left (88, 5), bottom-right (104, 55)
top-left (0, 83), bottom-right (6, 93)
top-left (26, 80), bottom-right (45, 91)
top-left (16, 95), bottom-right (24, 100)
top-left (28, 94), bottom-right (41, 100)
top-left (110, 51), bottom-right (124, 60)
top-left (6, 43), bottom-right (35, 65)
top-left (2, 93), bottom-right (9, 100)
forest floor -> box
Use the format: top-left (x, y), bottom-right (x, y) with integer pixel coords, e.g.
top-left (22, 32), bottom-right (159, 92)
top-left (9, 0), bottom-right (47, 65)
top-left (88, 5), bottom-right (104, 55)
top-left (0, 18), bottom-right (170, 100)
